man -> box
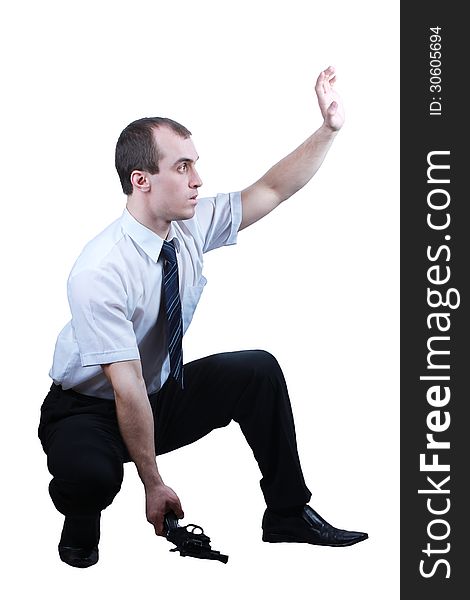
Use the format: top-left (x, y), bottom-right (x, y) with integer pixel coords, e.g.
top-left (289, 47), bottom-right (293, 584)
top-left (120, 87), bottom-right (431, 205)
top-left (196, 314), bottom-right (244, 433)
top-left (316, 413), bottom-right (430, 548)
top-left (38, 66), bottom-right (368, 568)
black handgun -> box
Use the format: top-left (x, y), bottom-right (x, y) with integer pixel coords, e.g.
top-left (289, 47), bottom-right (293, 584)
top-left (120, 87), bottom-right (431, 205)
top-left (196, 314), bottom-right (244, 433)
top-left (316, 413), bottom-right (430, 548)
top-left (163, 511), bottom-right (229, 564)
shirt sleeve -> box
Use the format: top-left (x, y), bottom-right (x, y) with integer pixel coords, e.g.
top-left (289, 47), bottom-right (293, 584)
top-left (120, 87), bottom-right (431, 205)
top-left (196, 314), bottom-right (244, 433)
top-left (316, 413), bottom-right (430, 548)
top-left (67, 266), bottom-right (140, 367)
top-left (194, 191), bottom-right (242, 253)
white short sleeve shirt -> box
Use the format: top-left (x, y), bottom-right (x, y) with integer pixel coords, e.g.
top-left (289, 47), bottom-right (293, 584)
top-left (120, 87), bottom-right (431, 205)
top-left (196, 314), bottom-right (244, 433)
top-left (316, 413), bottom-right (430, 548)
top-left (49, 191), bottom-right (242, 399)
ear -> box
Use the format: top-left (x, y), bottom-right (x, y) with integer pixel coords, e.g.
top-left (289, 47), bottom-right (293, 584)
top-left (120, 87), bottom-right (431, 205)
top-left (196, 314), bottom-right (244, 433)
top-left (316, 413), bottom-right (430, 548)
top-left (130, 170), bottom-right (151, 193)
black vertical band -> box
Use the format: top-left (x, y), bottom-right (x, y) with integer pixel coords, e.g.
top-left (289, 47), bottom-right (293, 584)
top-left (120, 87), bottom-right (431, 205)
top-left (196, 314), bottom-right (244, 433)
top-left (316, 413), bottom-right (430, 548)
top-left (400, 2), bottom-right (467, 596)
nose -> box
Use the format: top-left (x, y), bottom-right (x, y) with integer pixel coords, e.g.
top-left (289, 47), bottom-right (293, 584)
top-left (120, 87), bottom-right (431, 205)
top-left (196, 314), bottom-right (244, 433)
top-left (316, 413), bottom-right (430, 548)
top-left (190, 168), bottom-right (203, 189)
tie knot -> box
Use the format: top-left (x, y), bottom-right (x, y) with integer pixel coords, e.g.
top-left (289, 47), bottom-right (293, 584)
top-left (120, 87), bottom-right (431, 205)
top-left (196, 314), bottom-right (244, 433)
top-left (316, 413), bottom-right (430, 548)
top-left (161, 239), bottom-right (177, 265)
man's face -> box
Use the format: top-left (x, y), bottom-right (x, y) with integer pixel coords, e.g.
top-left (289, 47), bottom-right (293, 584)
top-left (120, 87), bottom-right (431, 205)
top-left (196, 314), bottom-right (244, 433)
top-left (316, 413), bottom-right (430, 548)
top-left (147, 126), bottom-right (202, 223)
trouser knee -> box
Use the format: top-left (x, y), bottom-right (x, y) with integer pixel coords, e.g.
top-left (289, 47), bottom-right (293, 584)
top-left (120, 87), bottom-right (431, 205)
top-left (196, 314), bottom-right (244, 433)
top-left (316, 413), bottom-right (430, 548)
top-left (49, 460), bottom-right (123, 518)
top-left (229, 350), bottom-right (290, 423)
top-left (239, 349), bottom-right (284, 382)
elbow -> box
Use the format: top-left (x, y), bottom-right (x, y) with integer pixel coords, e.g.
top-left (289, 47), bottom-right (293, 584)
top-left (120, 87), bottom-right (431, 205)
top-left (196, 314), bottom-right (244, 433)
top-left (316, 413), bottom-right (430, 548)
top-left (102, 360), bottom-right (146, 400)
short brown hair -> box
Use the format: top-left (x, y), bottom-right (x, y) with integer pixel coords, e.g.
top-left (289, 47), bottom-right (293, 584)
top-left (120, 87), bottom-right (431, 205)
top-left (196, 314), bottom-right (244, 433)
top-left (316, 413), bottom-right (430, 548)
top-left (115, 117), bottom-right (192, 195)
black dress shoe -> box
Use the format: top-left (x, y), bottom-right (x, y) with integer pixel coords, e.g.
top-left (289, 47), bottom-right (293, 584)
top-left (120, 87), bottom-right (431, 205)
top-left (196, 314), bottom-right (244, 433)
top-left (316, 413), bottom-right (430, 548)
top-left (262, 505), bottom-right (368, 547)
top-left (58, 515), bottom-right (100, 567)
top-left (58, 544), bottom-right (99, 568)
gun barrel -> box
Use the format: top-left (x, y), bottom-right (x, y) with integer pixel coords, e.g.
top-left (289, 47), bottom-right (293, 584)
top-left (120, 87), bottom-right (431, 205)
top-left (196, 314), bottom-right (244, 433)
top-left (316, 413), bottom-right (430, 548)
top-left (214, 552), bottom-right (229, 564)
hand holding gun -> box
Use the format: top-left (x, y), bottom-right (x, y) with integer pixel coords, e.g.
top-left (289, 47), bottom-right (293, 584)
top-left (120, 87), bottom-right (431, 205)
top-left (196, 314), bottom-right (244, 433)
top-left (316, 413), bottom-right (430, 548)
top-left (164, 511), bottom-right (229, 564)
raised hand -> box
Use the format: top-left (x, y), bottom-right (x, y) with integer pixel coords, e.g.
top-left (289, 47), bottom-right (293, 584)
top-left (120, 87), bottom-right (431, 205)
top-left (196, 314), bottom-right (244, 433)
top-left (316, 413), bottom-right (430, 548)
top-left (315, 66), bottom-right (345, 132)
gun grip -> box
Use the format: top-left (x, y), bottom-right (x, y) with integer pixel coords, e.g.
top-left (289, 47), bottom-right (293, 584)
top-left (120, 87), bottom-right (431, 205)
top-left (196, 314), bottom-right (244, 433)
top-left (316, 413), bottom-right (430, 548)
top-left (164, 510), bottom-right (180, 533)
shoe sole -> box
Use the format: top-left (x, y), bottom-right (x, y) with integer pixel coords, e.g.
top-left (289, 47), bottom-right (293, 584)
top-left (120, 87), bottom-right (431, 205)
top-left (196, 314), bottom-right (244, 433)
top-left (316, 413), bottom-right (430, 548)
top-left (58, 546), bottom-right (99, 568)
top-left (262, 532), bottom-right (368, 547)
top-left (60, 558), bottom-right (98, 568)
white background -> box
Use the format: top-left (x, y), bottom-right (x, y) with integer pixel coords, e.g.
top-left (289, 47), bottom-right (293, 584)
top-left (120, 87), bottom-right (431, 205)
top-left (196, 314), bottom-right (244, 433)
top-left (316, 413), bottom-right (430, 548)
top-left (1, 1), bottom-right (399, 598)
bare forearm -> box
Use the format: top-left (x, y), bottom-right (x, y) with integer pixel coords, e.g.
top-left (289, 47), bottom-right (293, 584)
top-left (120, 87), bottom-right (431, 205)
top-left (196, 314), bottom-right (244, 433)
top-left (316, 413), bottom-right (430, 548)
top-left (114, 383), bottom-right (162, 490)
top-left (102, 360), bottom-right (183, 534)
top-left (262, 123), bottom-right (338, 203)
top-left (240, 124), bottom-right (338, 229)
top-left (102, 361), bottom-right (162, 489)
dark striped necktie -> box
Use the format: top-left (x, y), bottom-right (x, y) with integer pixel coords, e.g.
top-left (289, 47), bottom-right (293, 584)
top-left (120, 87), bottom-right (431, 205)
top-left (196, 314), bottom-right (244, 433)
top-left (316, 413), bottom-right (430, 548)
top-left (161, 239), bottom-right (184, 387)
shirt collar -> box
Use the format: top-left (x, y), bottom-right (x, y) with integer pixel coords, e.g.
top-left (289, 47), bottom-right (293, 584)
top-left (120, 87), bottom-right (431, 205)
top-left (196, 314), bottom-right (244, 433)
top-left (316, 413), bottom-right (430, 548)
top-left (166, 223), bottom-right (181, 252)
top-left (121, 209), bottom-right (180, 263)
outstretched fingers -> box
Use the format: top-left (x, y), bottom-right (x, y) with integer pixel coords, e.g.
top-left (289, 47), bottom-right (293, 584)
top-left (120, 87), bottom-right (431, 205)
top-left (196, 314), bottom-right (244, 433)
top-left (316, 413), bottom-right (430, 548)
top-left (315, 65), bottom-right (336, 94)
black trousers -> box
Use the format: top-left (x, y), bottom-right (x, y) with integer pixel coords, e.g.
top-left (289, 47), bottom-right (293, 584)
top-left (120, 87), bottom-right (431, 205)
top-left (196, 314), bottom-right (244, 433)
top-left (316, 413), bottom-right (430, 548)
top-left (38, 350), bottom-right (311, 520)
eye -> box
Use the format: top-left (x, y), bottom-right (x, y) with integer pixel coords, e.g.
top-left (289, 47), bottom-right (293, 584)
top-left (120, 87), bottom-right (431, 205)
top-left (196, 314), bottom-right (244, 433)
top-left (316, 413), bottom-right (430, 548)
top-left (178, 162), bottom-right (188, 173)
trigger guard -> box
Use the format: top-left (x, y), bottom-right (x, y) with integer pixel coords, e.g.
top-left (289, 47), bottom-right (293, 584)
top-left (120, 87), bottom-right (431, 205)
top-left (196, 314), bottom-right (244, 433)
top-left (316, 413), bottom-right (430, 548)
top-left (185, 524), bottom-right (204, 535)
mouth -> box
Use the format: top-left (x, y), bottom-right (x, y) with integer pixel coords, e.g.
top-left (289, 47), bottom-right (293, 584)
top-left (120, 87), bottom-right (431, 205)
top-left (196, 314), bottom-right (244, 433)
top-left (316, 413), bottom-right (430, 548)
top-left (189, 194), bottom-right (198, 203)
